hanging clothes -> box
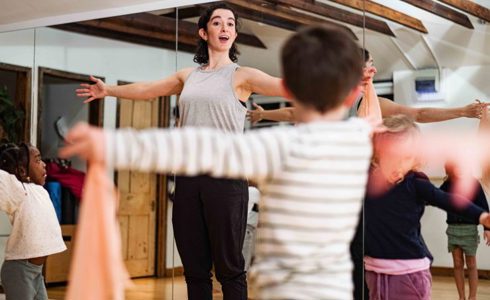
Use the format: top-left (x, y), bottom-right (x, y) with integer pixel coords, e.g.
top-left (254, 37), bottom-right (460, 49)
top-left (46, 161), bottom-right (85, 200)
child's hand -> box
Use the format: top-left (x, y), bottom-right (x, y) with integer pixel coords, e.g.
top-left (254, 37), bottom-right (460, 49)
top-left (484, 230), bottom-right (490, 246)
top-left (58, 123), bottom-right (106, 164)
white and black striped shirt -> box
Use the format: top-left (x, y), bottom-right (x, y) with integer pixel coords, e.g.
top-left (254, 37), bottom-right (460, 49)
top-left (105, 118), bottom-right (372, 300)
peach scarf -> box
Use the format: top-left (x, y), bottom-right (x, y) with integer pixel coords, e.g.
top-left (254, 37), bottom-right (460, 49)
top-left (66, 163), bottom-right (130, 300)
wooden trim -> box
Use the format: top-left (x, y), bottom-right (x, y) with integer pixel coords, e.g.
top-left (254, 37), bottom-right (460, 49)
top-left (0, 62), bottom-right (31, 73)
top-left (431, 266), bottom-right (490, 280)
top-left (52, 23), bottom-right (195, 53)
top-left (163, 7), bottom-right (202, 19)
top-left (37, 67), bottom-right (105, 150)
top-left (271, 0), bottom-right (396, 37)
top-left (164, 266), bottom-right (184, 277)
top-left (224, 0), bottom-right (358, 40)
top-left (438, 0), bottom-right (490, 23)
top-left (329, 0), bottom-right (428, 34)
top-left (401, 0), bottom-right (474, 29)
top-left (0, 62), bottom-right (32, 142)
top-left (198, 1), bottom-right (309, 33)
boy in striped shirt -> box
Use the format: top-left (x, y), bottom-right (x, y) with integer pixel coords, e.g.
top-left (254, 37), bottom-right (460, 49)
top-left (61, 25), bottom-right (373, 299)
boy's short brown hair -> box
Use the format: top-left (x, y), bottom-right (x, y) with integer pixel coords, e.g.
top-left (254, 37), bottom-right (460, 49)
top-left (281, 25), bottom-right (363, 113)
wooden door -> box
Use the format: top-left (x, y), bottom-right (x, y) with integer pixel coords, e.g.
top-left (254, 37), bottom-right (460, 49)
top-left (0, 62), bottom-right (31, 143)
top-left (117, 98), bottom-right (159, 277)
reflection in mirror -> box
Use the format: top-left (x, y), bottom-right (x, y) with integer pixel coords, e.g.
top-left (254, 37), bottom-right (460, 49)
top-left (0, 28), bottom-right (35, 291)
top-left (0, 29), bottom-right (35, 143)
top-left (358, 1), bottom-right (490, 300)
top-left (29, 7), bottom-right (179, 299)
top-left (3, 0), bottom-right (489, 299)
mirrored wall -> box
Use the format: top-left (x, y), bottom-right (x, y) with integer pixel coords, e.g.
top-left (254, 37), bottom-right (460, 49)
top-left (0, 27), bottom-right (36, 287)
top-left (1, 1), bottom-right (490, 299)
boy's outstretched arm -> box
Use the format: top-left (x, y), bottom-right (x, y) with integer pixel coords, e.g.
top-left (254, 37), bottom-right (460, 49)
top-left (60, 123), bottom-right (289, 183)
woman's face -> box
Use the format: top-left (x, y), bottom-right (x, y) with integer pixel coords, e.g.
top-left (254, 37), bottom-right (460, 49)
top-left (28, 146), bottom-right (47, 185)
top-left (202, 8), bottom-right (238, 52)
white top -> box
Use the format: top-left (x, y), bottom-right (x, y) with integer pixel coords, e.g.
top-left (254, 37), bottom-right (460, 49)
top-left (105, 118), bottom-right (372, 300)
top-left (0, 170), bottom-right (66, 260)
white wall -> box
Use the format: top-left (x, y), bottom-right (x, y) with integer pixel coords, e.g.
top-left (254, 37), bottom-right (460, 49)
top-left (394, 65), bottom-right (490, 269)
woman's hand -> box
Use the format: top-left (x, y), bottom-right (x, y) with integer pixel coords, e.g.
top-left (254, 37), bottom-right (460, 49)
top-left (76, 76), bottom-right (108, 103)
top-left (247, 103), bottom-right (264, 125)
top-left (463, 99), bottom-right (489, 119)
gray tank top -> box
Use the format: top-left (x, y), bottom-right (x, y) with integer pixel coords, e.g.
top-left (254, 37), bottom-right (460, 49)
top-left (179, 63), bottom-right (247, 133)
top-left (347, 95), bottom-right (363, 118)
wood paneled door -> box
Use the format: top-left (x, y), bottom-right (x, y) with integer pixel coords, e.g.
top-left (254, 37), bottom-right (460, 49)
top-left (116, 94), bottom-right (160, 277)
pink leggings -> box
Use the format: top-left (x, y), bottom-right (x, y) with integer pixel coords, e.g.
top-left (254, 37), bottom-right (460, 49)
top-left (365, 269), bottom-right (432, 300)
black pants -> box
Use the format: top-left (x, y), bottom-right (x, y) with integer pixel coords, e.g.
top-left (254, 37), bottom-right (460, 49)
top-left (173, 175), bottom-right (249, 300)
top-left (350, 211), bottom-right (369, 300)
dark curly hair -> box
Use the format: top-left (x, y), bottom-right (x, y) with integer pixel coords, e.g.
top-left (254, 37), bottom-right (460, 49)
top-left (193, 3), bottom-right (240, 65)
top-left (0, 142), bottom-right (31, 182)
top-left (361, 48), bottom-right (370, 63)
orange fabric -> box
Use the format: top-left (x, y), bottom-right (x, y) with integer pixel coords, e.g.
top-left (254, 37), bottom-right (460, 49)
top-left (66, 163), bottom-right (130, 300)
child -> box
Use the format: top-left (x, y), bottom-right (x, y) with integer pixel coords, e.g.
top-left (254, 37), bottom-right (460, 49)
top-left (364, 115), bottom-right (490, 300)
top-left (440, 105), bottom-right (490, 300)
top-left (61, 25), bottom-right (373, 299)
top-left (0, 142), bottom-right (66, 300)
top-left (441, 165), bottom-right (489, 300)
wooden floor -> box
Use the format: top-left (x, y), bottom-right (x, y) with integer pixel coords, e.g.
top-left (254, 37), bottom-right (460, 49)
top-left (46, 275), bottom-right (490, 299)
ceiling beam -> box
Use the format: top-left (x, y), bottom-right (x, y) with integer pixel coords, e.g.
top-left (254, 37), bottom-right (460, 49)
top-left (328, 0), bottom-right (428, 34)
top-left (52, 23), bottom-right (196, 53)
top-left (401, 0), bottom-right (473, 29)
top-left (52, 11), bottom-right (266, 54)
top-left (438, 0), bottom-right (490, 23)
top-left (163, 5), bottom-right (299, 31)
top-left (163, 6), bottom-right (202, 19)
top-left (123, 13), bottom-right (266, 49)
top-left (223, 0), bottom-right (359, 40)
top-left (269, 0), bottom-right (396, 37)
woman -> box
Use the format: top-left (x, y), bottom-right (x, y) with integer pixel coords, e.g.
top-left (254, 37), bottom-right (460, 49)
top-left (76, 4), bottom-right (284, 300)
